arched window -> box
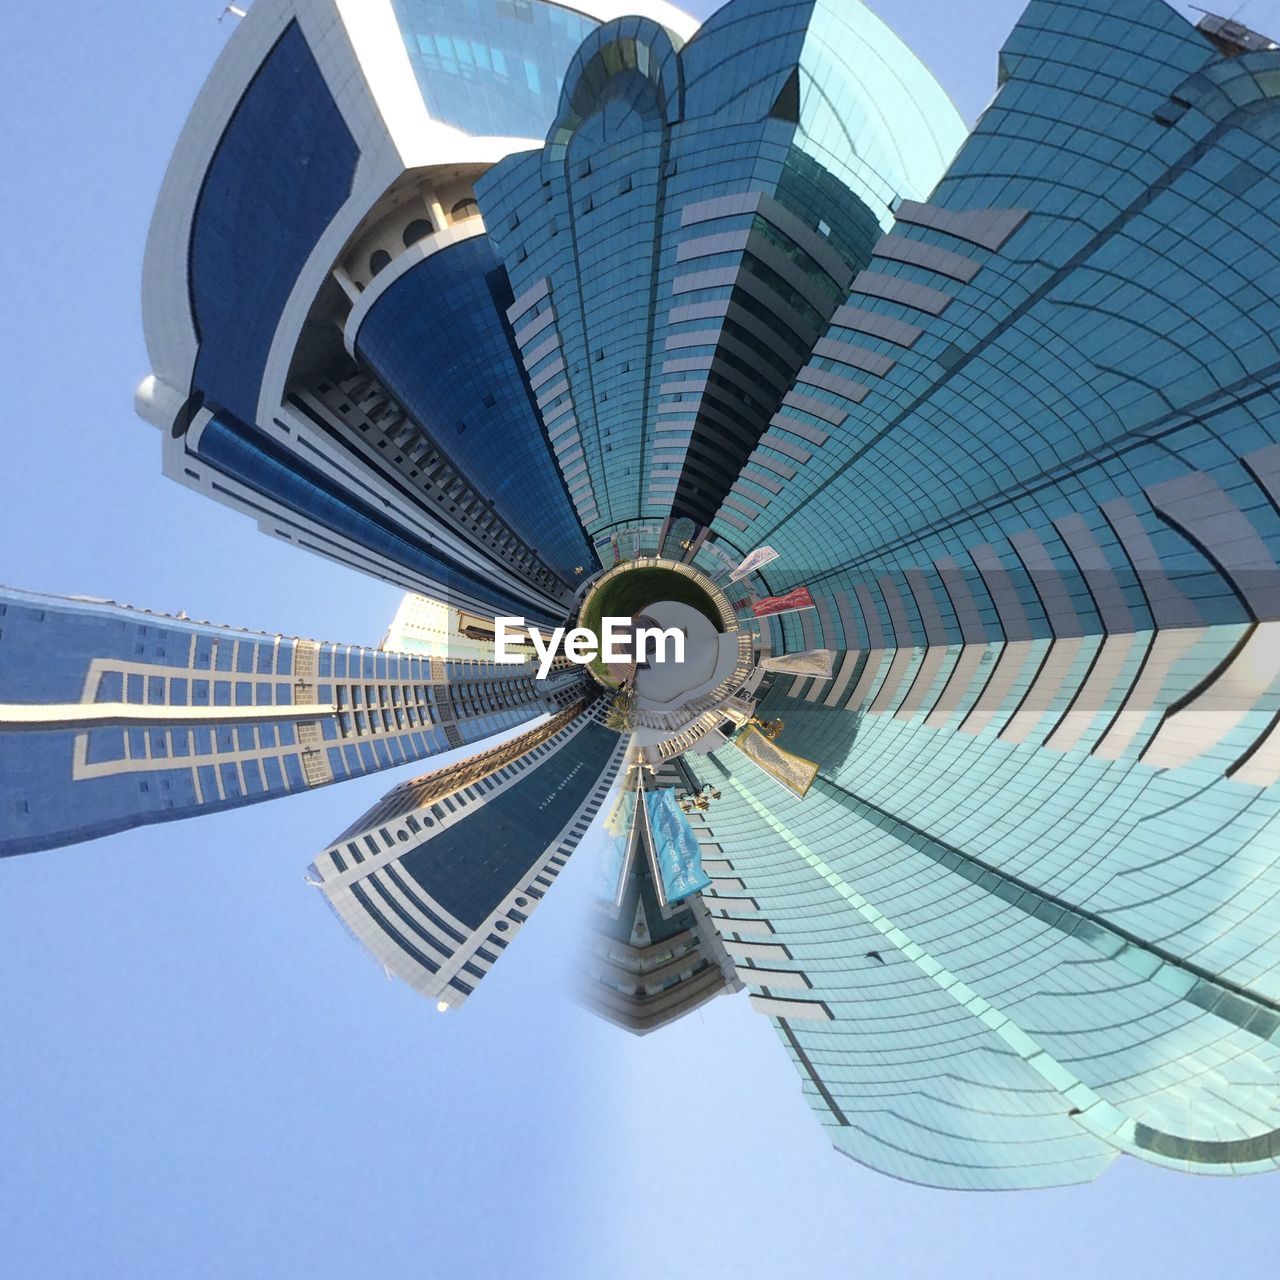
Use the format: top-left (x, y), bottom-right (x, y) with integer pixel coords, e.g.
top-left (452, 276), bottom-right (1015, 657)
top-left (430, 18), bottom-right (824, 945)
top-left (451, 198), bottom-right (480, 221)
top-left (402, 218), bottom-right (433, 247)
top-left (368, 249), bottom-right (391, 277)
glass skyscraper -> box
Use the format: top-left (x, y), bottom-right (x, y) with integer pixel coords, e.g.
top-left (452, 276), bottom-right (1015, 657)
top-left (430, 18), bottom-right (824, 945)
top-left (2, 0), bottom-right (1275, 1192)
top-left (309, 697), bottom-right (626, 1009)
top-left (582, 751), bottom-right (744, 1033)
top-left (0, 586), bottom-right (578, 856)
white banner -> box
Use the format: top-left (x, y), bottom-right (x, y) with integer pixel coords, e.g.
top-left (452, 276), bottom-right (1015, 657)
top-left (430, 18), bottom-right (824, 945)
top-left (728, 545), bottom-right (779, 583)
top-left (759, 648), bottom-right (836, 678)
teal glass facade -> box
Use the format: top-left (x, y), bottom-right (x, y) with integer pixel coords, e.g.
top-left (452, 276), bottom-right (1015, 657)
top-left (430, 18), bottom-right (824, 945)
top-left (477, 0), bottom-right (964, 531)
top-left (617, 0), bottom-right (1280, 1189)
top-left (112, 0), bottom-right (1280, 1189)
top-left (683, 673), bottom-right (1280, 1188)
top-left (703, 1), bottom-right (1280, 658)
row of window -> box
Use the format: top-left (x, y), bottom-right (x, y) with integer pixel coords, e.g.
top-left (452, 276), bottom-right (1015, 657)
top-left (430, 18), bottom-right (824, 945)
top-left (366, 200), bottom-right (481, 276)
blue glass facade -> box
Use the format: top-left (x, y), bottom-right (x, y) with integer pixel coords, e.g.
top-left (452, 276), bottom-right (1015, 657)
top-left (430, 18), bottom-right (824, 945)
top-left (0, 588), bottom-right (552, 856)
top-left (174, 10), bottom-right (599, 621)
top-left (189, 22), bottom-right (358, 423)
top-left (353, 236), bottom-right (596, 586)
top-left (310, 702), bottom-right (625, 1007)
top-left (392, 0), bottom-right (598, 139)
top-left (0, 589), bottom-right (306, 854)
top-left (400, 716), bottom-right (617, 927)
top-left (194, 413), bottom-right (549, 623)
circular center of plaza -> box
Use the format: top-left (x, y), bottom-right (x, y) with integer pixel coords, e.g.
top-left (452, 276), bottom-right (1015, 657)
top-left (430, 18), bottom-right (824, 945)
top-left (576, 558), bottom-right (754, 743)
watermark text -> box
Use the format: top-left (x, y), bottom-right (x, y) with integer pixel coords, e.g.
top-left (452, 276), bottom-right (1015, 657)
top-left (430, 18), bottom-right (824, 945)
top-left (494, 616), bottom-right (685, 679)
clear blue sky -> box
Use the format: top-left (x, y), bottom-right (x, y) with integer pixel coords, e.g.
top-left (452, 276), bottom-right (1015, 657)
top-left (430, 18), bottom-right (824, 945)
top-left (2, 2), bottom-right (1278, 1277)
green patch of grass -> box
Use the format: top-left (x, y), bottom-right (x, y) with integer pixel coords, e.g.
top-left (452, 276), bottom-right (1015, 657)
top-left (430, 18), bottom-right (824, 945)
top-left (581, 567), bottom-right (722, 634)
top-left (579, 567), bottom-right (723, 685)
top-left (590, 657), bottom-right (622, 687)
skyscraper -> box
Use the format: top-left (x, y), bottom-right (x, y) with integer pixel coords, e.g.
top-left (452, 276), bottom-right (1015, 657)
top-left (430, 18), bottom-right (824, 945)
top-left (136, 0), bottom-right (698, 624)
top-left (16, 0), bottom-right (1273, 1191)
top-left (309, 697), bottom-right (625, 1008)
top-left (582, 750), bottom-right (742, 1034)
top-left (0, 586), bottom-right (577, 856)
top-left (474, 0), bottom-right (964, 538)
top-left (681, 698), bottom-right (1280, 1188)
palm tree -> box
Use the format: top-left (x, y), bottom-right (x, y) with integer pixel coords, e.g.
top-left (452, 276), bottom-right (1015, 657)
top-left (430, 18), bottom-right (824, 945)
top-left (605, 689), bottom-right (635, 733)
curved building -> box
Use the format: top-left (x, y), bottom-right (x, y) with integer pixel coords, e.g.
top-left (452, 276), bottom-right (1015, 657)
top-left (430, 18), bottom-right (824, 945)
top-left (138, 0), bottom-right (697, 624)
top-left (641, 0), bottom-right (1280, 1188)
top-left (103, 0), bottom-right (1280, 1189)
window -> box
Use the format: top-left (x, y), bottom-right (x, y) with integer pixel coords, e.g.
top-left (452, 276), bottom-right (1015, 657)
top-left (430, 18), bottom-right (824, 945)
top-left (369, 248), bottom-right (392, 276)
top-left (451, 198), bottom-right (480, 222)
top-left (402, 218), bottom-right (433, 247)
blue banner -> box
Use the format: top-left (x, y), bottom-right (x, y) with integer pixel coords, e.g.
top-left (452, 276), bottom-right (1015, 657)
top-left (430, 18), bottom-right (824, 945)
top-left (645, 789), bottom-right (711, 903)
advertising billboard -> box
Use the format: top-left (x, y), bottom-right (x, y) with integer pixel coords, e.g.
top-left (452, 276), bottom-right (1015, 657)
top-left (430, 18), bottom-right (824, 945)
top-left (644, 788), bottom-right (711, 904)
top-left (751, 586), bottom-right (816, 619)
top-left (728, 545), bottom-right (780, 582)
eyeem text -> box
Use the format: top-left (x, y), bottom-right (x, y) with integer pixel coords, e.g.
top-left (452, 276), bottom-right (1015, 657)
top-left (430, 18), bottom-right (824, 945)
top-left (494, 616), bottom-right (685, 680)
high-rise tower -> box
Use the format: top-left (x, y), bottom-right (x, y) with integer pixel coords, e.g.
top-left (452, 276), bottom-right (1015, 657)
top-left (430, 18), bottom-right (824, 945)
top-left (0, 586), bottom-right (578, 856)
top-left (136, 0), bottom-right (699, 624)
top-left (309, 697), bottom-right (625, 1008)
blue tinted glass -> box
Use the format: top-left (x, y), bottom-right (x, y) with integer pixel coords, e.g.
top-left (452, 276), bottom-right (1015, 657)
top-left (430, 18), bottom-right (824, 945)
top-left (355, 235), bottom-right (595, 584)
top-left (392, 0), bottom-right (597, 139)
top-left (189, 23), bottom-right (358, 422)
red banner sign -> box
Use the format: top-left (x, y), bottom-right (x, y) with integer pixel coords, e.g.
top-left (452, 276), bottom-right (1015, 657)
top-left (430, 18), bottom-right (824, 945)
top-left (751, 586), bottom-right (816, 619)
